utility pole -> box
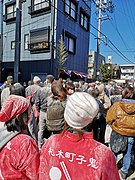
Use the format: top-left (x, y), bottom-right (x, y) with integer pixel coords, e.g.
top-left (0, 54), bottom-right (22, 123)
top-left (96, 0), bottom-right (102, 79)
top-left (14, 0), bottom-right (21, 82)
top-left (95, 0), bottom-right (114, 80)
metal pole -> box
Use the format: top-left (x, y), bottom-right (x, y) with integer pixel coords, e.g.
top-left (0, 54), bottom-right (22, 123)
top-left (14, 0), bottom-right (21, 82)
top-left (96, 0), bottom-right (102, 80)
top-left (51, 0), bottom-right (56, 75)
top-left (0, 0), bottom-right (3, 81)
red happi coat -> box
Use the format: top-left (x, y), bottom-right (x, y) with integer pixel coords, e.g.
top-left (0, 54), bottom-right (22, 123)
top-left (39, 131), bottom-right (120, 180)
top-left (0, 134), bottom-right (39, 180)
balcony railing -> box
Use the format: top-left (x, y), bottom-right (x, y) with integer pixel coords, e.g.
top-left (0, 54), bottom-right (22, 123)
top-left (28, 1), bottom-right (51, 15)
top-left (3, 12), bottom-right (16, 22)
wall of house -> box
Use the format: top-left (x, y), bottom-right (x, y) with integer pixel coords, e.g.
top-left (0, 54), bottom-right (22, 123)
top-left (1, 0), bottom-right (91, 82)
top-left (56, 0), bottom-right (91, 73)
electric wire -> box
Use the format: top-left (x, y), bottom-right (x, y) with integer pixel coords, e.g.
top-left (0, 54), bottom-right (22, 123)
top-left (120, 0), bottom-right (135, 42)
top-left (111, 12), bottom-right (128, 50)
top-left (90, 32), bottom-right (134, 64)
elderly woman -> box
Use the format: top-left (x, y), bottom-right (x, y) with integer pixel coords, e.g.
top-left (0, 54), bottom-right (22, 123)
top-left (0, 95), bottom-right (39, 179)
top-left (39, 92), bottom-right (120, 180)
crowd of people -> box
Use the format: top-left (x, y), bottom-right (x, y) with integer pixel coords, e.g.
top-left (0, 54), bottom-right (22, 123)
top-left (0, 74), bottom-right (135, 179)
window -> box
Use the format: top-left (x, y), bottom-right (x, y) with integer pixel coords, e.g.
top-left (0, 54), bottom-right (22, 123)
top-left (4, 2), bottom-right (16, 22)
top-left (64, 0), bottom-right (78, 20)
top-left (24, 34), bottom-right (29, 50)
top-left (29, 27), bottom-right (50, 53)
top-left (28, 0), bottom-right (51, 15)
top-left (65, 31), bottom-right (76, 54)
top-left (34, 0), bottom-right (49, 11)
top-left (11, 41), bottom-right (15, 49)
top-left (80, 8), bottom-right (90, 31)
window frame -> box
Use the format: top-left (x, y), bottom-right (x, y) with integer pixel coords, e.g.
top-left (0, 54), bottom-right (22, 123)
top-left (29, 26), bottom-right (50, 53)
top-left (64, 31), bottom-right (76, 55)
top-left (3, 1), bottom-right (16, 23)
top-left (64, 0), bottom-right (78, 21)
top-left (24, 34), bottom-right (29, 50)
top-left (79, 7), bottom-right (90, 31)
top-left (11, 41), bottom-right (15, 49)
top-left (28, 0), bottom-right (51, 16)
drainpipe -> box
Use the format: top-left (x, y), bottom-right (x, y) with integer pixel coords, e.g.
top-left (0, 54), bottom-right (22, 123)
top-left (14, 0), bottom-right (21, 82)
top-left (0, 0), bottom-right (3, 81)
top-left (51, 0), bottom-right (56, 75)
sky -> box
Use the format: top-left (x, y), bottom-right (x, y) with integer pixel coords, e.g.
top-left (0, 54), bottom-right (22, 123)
top-left (89, 0), bottom-right (135, 65)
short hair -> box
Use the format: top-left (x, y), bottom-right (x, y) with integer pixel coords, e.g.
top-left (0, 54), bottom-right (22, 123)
top-left (122, 85), bottom-right (135, 99)
top-left (65, 81), bottom-right (75, 91)
top-left (28, 80), bottom-right (34, 86)
top-left (46, 74), bottom-right (54, 84)
top-left (10, 83), bottom-right (25, 97)
top-left (7, 76), bottom-right (13, 81)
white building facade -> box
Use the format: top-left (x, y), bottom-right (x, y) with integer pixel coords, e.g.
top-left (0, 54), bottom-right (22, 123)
top-left (120, 64), bottom-right (135, 81)
top-left (88, 51), bottom-right (105, 78)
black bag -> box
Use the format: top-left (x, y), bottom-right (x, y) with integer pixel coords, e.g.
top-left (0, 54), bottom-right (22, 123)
top-left (110, 130), bottom-right (128, 154)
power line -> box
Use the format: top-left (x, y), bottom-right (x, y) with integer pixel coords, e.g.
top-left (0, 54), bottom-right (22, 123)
top-left (120, 0), bottom-right (135, 42)
top-left (90, 33), bottom-right (134, 64)
top-left (90, 23), bottom-right (135, 64)
top-left (109, 13), bottom-right (129, 50)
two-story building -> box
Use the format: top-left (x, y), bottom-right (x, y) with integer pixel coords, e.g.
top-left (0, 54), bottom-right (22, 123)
top-left (1, 0), bottom-right (91, 82)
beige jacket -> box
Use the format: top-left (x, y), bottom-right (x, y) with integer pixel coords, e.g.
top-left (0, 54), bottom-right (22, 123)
top-left (106, 100), bottom-right (135, 136)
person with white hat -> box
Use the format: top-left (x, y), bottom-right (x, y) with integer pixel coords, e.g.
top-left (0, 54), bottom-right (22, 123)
top-left (39, 92), bottom-right (120, 180)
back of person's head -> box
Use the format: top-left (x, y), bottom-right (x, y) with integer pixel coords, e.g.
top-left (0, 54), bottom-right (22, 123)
top-left (90, 88), bottom-right (100, 98)
top-left (28, 80), bottom-right (34, 86)
top-left (7, 76), bottom-right (13, 83)
top-left (65, 80), bottom-right (75, 95)
top-left (10, 83), bottom-right (25, 97)
top-left (64, 92), bottom-right (99, 130)
top-left (7, 76), bottom-right (13, 81)
top-left (46, 74), bottom-right (54, 84)
top-left (0, 95), bottom-right (30, 132)
top-left (51, 80), bottom-right (67, 101)
top-left (96, 84), bottom-right (105, 94)
top-left (74, 82), bottom-right (79, 89)
top-left (33, 76), bottom-right (41, 84)
top-left (79, 81), bottom-right (84, 87)
top-left (122, 85), bottom-right (134, 99)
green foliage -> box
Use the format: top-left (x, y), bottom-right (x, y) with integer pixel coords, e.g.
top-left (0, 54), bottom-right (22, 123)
top-left (56, 35), bottom-right (68, 69)
top-left (99, 63), bottom-right (115, 82)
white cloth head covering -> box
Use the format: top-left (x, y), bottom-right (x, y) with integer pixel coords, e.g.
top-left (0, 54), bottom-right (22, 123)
top-left (64, 92), bottom-right (99, 129)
